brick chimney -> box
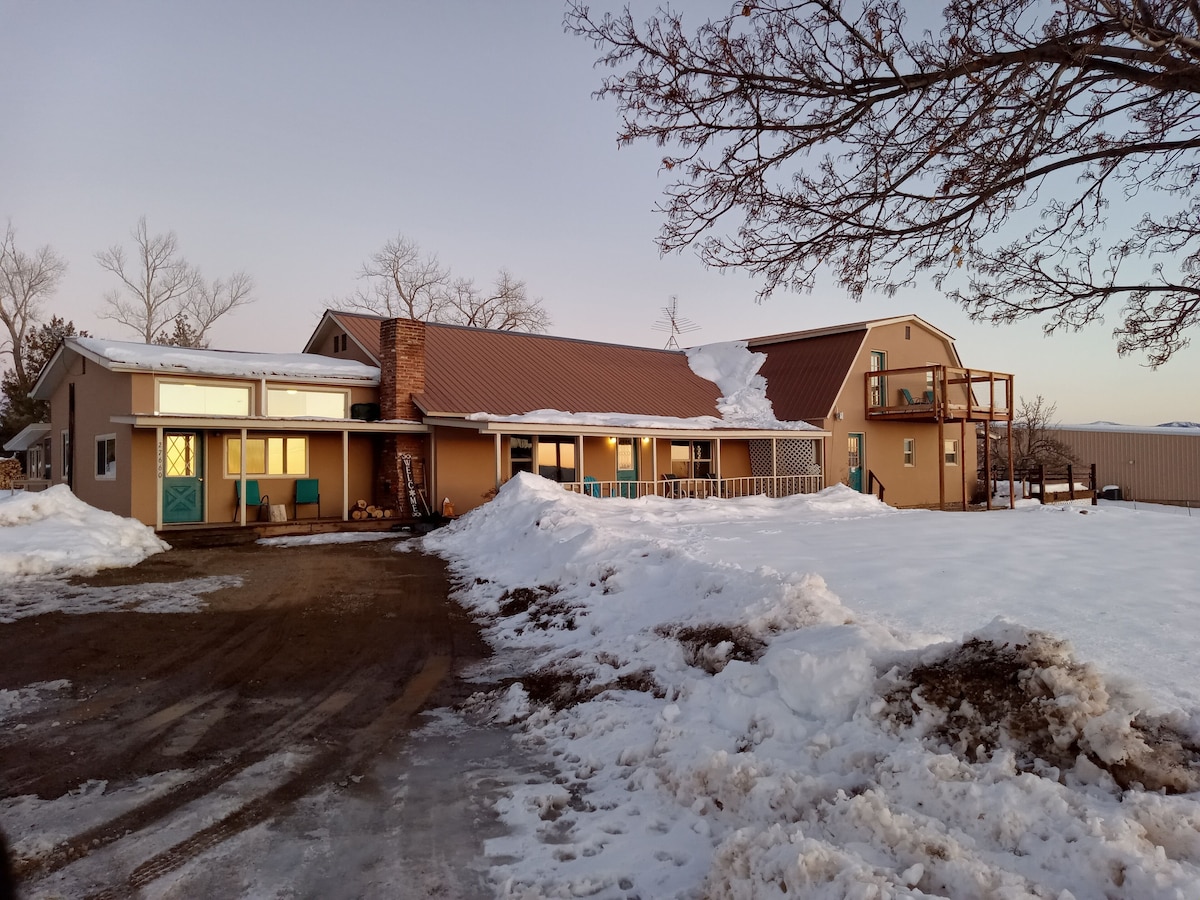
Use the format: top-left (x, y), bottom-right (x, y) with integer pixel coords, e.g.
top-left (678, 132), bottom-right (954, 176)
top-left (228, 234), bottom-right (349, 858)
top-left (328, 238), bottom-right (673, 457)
top-left (379, 317), bottom-right (426, 421)
top-left (377, 317), bottom-right (430, 518)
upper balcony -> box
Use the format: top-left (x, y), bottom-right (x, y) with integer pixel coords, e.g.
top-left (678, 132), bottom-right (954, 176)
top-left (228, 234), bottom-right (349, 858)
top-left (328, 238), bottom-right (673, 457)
top-left (864, 365), bottom-right (1013, 423)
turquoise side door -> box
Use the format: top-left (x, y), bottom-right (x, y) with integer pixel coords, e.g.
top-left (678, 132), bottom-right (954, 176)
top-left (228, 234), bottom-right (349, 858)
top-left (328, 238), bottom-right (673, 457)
top-left (848, 432), bottom-right (864, 492)
top-left (616, 437), bottom-right (638, 498)
top-left (163, 431), bottom-right (204, 523)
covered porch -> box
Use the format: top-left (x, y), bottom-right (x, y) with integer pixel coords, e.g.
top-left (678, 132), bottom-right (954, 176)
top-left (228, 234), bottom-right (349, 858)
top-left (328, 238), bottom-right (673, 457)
top-left (118, 414), bottom-right (429, 529)
top-left (434, 420), bottom-right (829, 505)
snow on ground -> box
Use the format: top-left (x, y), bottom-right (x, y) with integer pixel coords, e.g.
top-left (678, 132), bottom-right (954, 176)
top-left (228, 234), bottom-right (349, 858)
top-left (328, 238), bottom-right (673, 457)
top-left (0, 486), bottom-right (168, 580)
top-left (425, 473), bottom-right (1200, 900)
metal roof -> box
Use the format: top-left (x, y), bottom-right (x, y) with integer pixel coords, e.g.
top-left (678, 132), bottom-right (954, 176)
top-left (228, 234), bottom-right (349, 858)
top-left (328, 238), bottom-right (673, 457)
top-left (753, 328), bottom-right (867, 421)
top-left (415, 324), bottom-right (721, 417)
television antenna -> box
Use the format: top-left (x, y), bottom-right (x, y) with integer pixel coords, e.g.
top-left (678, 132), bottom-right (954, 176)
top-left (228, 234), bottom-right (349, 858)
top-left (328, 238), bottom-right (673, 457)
top-left (652, 297), bottom-right (700, 349)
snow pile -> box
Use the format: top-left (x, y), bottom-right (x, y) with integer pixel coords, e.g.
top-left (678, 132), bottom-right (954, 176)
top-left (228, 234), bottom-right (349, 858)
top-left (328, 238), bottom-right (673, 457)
top-left (0, 485), bottom-right (168, 579)
top-left (685, 341), bottom-right (779, 427)
top-left (425, 473), bottom-right (1200, 899)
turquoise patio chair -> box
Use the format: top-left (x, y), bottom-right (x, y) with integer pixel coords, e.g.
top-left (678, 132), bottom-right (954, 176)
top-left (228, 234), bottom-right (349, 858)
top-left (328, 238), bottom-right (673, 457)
top-left (583, 475), bottom-right (602, 497)
top-left (294, 478), bottom-right (320, 519)
top-left (233, 480), bottom-right (268, 521)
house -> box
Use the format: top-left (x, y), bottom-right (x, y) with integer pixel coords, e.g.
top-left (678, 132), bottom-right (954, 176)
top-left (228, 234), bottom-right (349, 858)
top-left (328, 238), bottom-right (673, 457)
top-left (747, 316), bottom-right (1015, 509)
top-left (2, 422), bottom-right (53, 487)
top-left (27, 310), bottom-right (1010, 530)
top-left (306, 311), bottom-right (1013, 513)
top-left (1044, 422), bottom-right (1200, 507)
top-left (28, 337), bottom-right (426, 528)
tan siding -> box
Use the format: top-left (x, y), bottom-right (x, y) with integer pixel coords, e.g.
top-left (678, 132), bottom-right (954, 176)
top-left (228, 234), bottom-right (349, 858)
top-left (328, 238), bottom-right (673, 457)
top-left (1049, 429), bottom-right (1200, 504)
top-left (433, 427), bottom-right (500, 514)
top-left (719, 441), bottom-right (753, 478)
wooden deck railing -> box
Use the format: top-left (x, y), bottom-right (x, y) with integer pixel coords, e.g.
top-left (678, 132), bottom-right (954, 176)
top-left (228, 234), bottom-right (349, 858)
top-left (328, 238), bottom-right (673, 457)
top-left (866, 365), bottom-right (1014, 423)
top-left (564, 474), bottom-right (824, 500)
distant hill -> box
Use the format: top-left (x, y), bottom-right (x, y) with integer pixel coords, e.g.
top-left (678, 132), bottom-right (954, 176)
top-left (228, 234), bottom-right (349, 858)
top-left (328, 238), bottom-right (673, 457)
top-left (1157, 422), bottom-right (1200, 429)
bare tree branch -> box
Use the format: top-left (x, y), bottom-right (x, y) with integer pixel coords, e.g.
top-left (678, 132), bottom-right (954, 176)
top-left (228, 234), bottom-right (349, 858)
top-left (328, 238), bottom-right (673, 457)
top-left (567, 0), bottom-right (1200, 364)
top-left (0, 222), bottom-right (67, 390)
top-left (96, 217), bottom-right (253, 343)
top-left (336, 234), bottom-right (551, 332)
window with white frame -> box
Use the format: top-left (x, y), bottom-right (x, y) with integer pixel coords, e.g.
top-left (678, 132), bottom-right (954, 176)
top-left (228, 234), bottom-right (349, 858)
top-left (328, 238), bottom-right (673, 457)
top-left (158, 381), bottom-right (251, 416)
top-left (225, 436), bottom-right (308, 476)
top-left (95, 434), bottom-right (116, 480)
top-left (266, 387), bottom-right (347, 418)
top-left (944, 439), bottom-right (959, 466)
top-left (903, 438), bottom-right (916, 467)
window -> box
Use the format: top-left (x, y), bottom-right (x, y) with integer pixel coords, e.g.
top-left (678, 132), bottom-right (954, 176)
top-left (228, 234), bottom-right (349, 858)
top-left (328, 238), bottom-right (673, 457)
top-left (869, 351), bottom-right (886, 407)
top-left (95, 434), bottom-right (116, 480)
top-left (905, 325), bottom-right (911, 340)
top-left (226, 437), bottom-right (308, 476)
top-left (537, 436), bottom-right (576, 483)
top-left (944, 439), bottom-right (959, 466)
top-left (903, 438), bottom-right (916, 467)
top-left (671, 440), bottom-right (712, 478)
top-left (158, 382), bottom-right (251, 416)
top-left (510, 436), bottom-right (534, 476)
top-left (61, 430), bottom-right (70, 482)
top-left (266, 388), bottom-right (346, 418)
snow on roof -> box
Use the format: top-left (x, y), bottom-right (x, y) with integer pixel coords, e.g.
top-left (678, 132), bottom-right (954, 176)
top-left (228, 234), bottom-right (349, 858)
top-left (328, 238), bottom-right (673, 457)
top-left (71, 337), bottom-right (380, 383)
top-left (464, 340), bottom-right (821, 432)
top-left (1057, 421), bottom-right (1200, 436)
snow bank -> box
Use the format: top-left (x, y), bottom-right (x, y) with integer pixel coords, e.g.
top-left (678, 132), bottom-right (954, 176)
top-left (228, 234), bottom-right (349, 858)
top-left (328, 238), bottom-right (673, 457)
top-left (0, 485), bottom-right (168, 580)
top-left (426, 473), bottom-right (1200, 899)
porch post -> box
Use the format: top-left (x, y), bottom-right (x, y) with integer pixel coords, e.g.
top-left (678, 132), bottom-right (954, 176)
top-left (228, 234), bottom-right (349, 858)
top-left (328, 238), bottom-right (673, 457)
top-left (342, 430), bottom-right (349, 522)
top-left (239, 427), bottom-right (248, 526)
top-left (984, 417), bottom-right (993, 511)
top-left (155, 426), bottom-right (164, 531)
top-left (1007, 377), bottom-right (1016, 509)
top-left (715, 437), bottom-right (722, 483)
top-left (651, 437), bottom-right (658, 494)
top-left (960, 419), bottom-right (967, 511)
top-left (577, 435), bottom-right (584, 487)
top-left (937, 419), bottom-right (946, 511)
top-left (494, 433), bottom-right (502, 490)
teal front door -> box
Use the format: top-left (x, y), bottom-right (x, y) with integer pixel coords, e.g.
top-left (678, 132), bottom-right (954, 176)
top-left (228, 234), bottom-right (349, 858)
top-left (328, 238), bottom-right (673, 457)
top-left (848, 433), bottom-right (864, 492)
top-left (163, 431), bottom-right (204, 523)
top-left (616, 437), bottom-right (638, 498)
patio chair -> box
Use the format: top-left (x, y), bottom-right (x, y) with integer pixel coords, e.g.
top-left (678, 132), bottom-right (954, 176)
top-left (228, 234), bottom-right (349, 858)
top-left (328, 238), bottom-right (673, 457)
top-left (901, 388), bottom-right (933, 406)
top-left (233, 480), bottom-right (269, 522)
top-left (583, 475), bottom-right (602, 497)
top-left (294, 478), bottom-right (320, 519)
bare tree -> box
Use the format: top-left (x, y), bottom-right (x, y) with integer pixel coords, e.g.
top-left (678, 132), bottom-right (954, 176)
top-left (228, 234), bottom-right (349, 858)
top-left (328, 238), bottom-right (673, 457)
top-left (97, 217), bottom-right (253, 343)
top-left (338, 233), bottom-right (551, 332)
top-left (567, 0), bottom-right (1200, 365)
top-left (991, 395), bottom-right (1078, 473)
top-left (0, 223), bottom-right (67, 392)
top-left (443, 270), bottom-right (552, 331)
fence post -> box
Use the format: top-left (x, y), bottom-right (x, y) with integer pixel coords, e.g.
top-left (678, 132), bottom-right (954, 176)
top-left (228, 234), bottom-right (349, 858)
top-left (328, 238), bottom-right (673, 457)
top-left (1038, 465), bottom-right (1046, 504)
top-left (1090, 463), bottom-right (1098, 506)
top-left (1067, 464), bottom-right (1075, 501)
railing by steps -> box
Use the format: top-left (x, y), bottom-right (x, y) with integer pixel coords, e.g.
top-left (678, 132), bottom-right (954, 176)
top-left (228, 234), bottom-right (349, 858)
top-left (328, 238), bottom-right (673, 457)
top-left (867, 470), bottom-right (885, 503)
top-left (563, 474), bottom-right (823, 500)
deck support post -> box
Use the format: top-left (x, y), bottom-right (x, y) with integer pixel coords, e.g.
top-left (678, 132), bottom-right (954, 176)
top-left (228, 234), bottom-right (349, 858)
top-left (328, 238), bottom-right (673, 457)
top-left (1007, 381), bottom-right (1015, 509)
top-left (960, 419), bottom-right (968, 511)
top-left (938, 418), bottom-right (946, 511)
top-left (239, 427), bottom-right (248, 526)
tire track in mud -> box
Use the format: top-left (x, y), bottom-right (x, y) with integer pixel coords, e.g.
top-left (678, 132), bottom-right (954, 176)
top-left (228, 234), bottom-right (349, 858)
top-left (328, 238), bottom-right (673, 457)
top-left (103, 655), bottom-right (454, 898)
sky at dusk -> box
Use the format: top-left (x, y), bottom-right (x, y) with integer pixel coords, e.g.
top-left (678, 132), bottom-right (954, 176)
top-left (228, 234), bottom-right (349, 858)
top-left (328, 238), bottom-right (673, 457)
top-left (2, 1), bottom-right (1197, 425)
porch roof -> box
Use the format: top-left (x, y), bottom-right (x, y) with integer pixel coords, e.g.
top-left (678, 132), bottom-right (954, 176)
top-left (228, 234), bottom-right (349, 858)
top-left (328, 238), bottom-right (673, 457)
top-left (2, 422), bottom-right (51, 452)
top-left (113, 414), bottom-right (427, 434)
top-left (425, 416), bottom-right (828, 440)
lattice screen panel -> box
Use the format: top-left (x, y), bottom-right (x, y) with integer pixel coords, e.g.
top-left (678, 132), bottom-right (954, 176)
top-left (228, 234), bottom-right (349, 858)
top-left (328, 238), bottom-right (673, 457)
top-left (749, 439), bottom-right (821, 476)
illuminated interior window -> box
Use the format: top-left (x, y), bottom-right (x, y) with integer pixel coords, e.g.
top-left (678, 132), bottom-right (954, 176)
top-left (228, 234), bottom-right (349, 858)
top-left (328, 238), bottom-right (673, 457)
top-left (226, 437), bottom-right (307, 476)
top-left (266, 388), bottom-right (346, 418)
top-left (158, 382), bottom-right (251, 416)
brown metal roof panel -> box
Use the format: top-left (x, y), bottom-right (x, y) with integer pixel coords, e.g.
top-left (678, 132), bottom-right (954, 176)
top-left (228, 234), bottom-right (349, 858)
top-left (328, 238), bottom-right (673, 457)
top-left (754, 329), bottom-right (866, 420)
top-left (423, 325), bottom-right (721, 417)
top-left (332, 312), bottom-right (385, 363)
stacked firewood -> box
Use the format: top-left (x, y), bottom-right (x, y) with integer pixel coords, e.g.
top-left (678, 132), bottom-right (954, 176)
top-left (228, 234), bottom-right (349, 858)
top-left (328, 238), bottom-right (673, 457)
top-left (0, 458), bottom-right (20, 490)
top-left (347, 499), bottom-right (395, 520)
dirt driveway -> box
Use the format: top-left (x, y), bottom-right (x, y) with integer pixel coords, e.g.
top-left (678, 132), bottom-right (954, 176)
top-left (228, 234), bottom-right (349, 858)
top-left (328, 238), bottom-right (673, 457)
top-left (0, 536), bottom-right (517, 899)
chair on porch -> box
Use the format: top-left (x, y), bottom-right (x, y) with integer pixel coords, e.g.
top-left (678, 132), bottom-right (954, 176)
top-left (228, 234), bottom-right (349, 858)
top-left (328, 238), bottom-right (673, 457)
top-left (233, 480), bottom-right (269, 522)
top-left (294, 478), bottom-right (320, 519)
top-left (583, 475), bottom-right (602, 497)
top-left (901, 388), bottom-right (934, 406)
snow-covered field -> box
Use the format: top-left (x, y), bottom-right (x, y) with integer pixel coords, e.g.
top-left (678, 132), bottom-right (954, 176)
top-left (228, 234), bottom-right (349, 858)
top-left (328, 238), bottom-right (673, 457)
top-left (425, 474), bottom-right (1200, 899)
